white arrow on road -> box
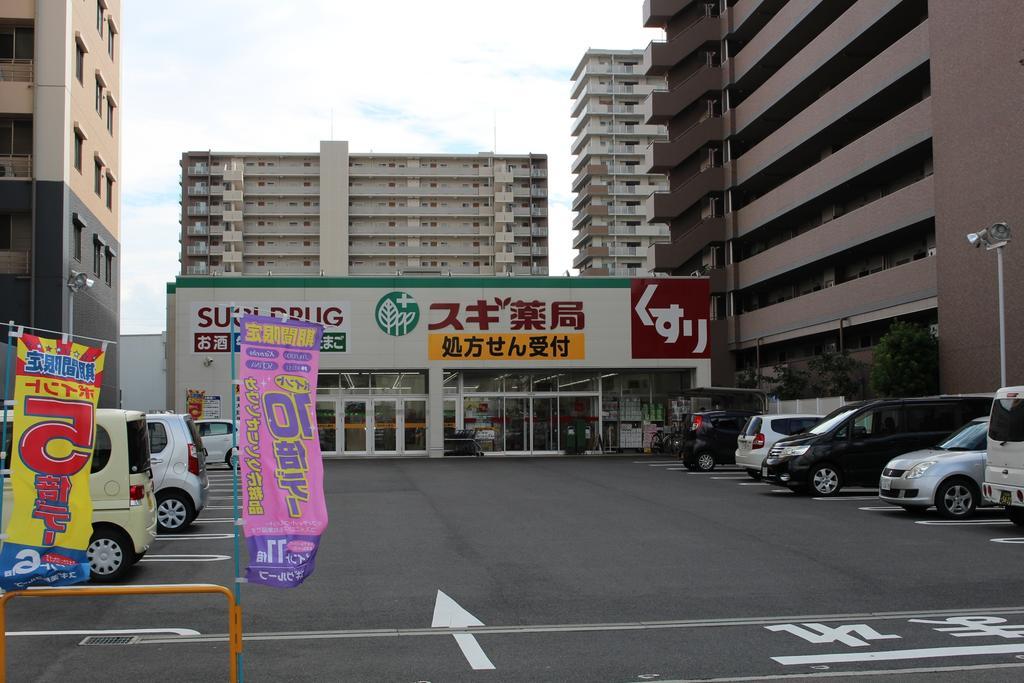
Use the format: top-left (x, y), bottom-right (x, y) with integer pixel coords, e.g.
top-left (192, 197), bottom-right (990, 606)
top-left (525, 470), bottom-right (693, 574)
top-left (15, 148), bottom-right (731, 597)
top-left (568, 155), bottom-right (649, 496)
top-left (431, 590), bottom-right (495, 671)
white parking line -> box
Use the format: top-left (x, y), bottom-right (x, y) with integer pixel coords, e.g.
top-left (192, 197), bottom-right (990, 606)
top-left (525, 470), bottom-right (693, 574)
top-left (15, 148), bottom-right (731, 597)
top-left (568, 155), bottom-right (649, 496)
top-left (140, 554), bottom-right (230, 562)
top-left (711, 476), bottom-right (747, 480)
top-left (858, 506), bottom-right (901, 511)
top-left (915, 519), bottom-right (1013, 526)
top-left (205, 505), bottom-right (240, 510)
top-left (157, 533), bottom-right (233, 541)
top-left (738, 482), bottom-right (768, 486)
top-left (8, 628), bottom-right (201, 637)
top-left (633, 461), bottom-right (678, 464)
top-left (769, 489), bottom-right (791, 493)
top-left (813, 496), bottom-right (879, 501)
top-left (647, 463), bottom-right (686, 467)
top-left (991, 537), bottom-right (1024, 544)
top-left (192, 518), bottom-right (236, 524)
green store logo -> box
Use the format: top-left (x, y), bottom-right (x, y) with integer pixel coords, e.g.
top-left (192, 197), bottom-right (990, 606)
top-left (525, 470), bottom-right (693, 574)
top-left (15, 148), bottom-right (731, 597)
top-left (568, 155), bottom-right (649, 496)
top-left (375, 291), bottom-right (420, 337)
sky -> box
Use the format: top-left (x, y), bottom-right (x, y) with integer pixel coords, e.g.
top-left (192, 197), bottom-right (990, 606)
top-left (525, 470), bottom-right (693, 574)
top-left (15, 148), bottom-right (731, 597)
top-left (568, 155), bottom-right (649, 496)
top-left (119, 0), bottom-right (663, 334)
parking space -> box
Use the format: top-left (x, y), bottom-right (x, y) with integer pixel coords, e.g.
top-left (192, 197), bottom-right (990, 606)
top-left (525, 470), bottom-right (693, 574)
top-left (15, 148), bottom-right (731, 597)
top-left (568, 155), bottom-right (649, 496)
top-left (7, 457), bottom-right (1024, 681)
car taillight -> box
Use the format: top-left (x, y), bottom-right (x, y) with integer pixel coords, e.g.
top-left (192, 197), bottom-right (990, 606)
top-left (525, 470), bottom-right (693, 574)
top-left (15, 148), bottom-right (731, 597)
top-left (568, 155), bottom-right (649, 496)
top-left (187, 443), bottom-right (200, 476)
top-left (129, 484), bottom-right (145, 501)
top-left (692, 415), bottom-right (704, 431)
top-left (753, 433), bottom-right (765, 449)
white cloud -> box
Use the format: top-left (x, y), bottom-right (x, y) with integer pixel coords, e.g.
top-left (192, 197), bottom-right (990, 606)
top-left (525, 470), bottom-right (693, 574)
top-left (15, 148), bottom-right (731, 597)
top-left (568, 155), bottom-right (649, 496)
top-left (120, 0), bottom-right (662, 333)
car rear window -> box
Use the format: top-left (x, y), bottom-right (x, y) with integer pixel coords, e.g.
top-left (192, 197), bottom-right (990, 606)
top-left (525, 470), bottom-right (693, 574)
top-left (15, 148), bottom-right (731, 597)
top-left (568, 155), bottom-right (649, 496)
top-left (768, 418), bottom-right (791, 435)
top-left (93, 425), bottom-right (112, 473)
top-left (127, 418), bottom-right (152, 474)
top-left (990, 398), bottom-right (1024, 443)
top-left (742, 417), bottom-right (762, 436)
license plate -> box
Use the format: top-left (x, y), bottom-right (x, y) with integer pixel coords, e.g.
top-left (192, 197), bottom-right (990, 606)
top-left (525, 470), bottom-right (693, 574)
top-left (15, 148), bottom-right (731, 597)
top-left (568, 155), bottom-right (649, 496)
top-left (1001, 490), bottom-right (1013, 505)
top-left (762, 466), bottom-right (768, 478)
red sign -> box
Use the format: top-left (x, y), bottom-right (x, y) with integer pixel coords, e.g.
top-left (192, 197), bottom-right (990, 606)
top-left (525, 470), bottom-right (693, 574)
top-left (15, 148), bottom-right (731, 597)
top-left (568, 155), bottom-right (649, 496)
top-left (630, 278), bottom-right (711, 359)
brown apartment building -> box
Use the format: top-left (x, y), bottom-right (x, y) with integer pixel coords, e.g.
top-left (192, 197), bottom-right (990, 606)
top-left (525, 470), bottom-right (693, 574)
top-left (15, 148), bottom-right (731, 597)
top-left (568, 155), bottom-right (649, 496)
top-left (642, 0), bottom-right (1024, 394)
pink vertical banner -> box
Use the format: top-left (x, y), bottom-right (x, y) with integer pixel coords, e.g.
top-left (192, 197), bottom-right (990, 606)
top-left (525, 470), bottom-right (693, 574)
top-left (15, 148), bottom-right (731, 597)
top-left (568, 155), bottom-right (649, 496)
top-left (239, 314), bottom-right (327, 587)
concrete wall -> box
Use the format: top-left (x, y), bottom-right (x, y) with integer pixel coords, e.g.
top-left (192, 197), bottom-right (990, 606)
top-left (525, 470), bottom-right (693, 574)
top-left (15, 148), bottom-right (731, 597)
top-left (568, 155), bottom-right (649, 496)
top-left (119, 333), bottom-right (167, 413)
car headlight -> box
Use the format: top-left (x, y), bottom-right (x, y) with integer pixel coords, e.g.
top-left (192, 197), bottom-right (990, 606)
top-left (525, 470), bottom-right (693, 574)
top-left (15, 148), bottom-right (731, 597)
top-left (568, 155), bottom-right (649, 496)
top-left (781, 445), bottom-right (810, 458)
top-left (906, 461), bottom-right (937, 479)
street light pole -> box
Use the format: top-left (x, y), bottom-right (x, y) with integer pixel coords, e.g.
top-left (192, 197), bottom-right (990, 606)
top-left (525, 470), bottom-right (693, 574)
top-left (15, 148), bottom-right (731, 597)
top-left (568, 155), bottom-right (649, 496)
top-left (66, 270), bottom-right (95, 342)
top-left (997, 245), bottom-right (1007, 387)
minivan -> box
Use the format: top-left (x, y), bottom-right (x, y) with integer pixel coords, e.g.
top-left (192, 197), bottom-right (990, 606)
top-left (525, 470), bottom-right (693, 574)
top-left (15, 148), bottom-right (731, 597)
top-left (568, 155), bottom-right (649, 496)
top-left (681, 410), bottom-right (760, 471)
top-left (982, 387), bottom-right (1024, 526)
top-left (3, 410), bottom-right (158, 583)
top-left (763, 397), bottom-right (992, 496)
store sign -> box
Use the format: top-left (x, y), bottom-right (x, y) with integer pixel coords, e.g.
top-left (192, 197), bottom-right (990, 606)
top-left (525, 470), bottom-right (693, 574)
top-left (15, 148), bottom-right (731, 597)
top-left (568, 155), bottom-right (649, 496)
top-left (630, 279), bottom-right (711, 359)
top-left (375, 291), bottom-right (420, 336)
top-left (0, 334), bottom-right (105, 590)
top-left (192, 303), bottom-right (350, 354)
top-left (239, 314), bottom-right (328, 588)
top-left (429, 333), bottom-right (584, 361)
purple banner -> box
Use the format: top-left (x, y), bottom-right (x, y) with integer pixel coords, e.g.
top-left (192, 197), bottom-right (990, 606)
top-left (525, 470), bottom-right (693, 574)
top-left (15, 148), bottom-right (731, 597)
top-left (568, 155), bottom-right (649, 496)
top-left (239, 314), bottom-right (327, 587)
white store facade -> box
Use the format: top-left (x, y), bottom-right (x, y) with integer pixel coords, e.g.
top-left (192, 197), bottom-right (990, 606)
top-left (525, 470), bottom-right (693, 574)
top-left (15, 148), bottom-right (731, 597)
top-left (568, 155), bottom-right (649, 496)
top-left (166, 276), bottom-right (712, 457)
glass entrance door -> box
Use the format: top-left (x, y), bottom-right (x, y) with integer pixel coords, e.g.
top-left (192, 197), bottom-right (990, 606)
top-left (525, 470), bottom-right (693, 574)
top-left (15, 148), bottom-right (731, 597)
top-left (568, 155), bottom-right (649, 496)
top-left (403, 399), bottom-right (427, 453)
top-left (532, 397), bottom-right (558, 452)
top-left (373, 400), bottom-right (398, 453)
top-left (316, 401), bottom-right (337, 455)
top-left (504, 398), bottom-right (529, 452)
top-left (342, 400), bottom-right (368, 454)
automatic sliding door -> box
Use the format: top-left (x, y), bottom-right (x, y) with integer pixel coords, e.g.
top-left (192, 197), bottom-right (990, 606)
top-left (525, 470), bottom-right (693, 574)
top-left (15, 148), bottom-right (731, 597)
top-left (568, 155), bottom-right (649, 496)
top-left (343, 400), bottom-right (368, 454)
top-left (403, 399), bottom-right (427, 453)
top-left (373, 400), bottom-right (398, 453)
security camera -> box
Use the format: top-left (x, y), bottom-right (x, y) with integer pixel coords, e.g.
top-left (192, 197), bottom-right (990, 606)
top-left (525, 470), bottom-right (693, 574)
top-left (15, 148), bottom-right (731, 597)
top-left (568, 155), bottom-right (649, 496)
top-left (967, 232), bottom-right (982, 248)
top-left (990, 222), bottom-right (1011, 242)
top-left (202, 356), bottom-right (214, 367)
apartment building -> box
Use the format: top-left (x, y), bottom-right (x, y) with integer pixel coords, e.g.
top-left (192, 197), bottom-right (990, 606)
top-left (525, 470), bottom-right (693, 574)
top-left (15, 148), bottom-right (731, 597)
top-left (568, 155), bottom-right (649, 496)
top-left (179, 142), bottom-right (549, 277)
top-left (0, 0), bottom-right (121, 405)
top-left (570, 49), bottom-right (669, 277)
top-left (641, 0), bottom-right (1024, 393)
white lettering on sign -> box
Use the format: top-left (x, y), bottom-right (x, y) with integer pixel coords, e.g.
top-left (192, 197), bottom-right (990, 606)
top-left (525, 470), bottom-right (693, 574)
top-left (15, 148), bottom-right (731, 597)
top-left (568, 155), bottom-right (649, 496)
top-left (909, 616), bottom-right (1024, 639)
top-left (633, 284), bottom-right (707, 352)
top-left (765, 623), bottom-right (902, 648)
top-left (191, 302), bottom-right (351, 333)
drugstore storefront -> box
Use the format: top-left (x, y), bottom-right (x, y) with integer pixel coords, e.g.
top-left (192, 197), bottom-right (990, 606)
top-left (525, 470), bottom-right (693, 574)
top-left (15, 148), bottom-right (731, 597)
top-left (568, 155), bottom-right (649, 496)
top-left (167, 276), bottom-right (712, 456)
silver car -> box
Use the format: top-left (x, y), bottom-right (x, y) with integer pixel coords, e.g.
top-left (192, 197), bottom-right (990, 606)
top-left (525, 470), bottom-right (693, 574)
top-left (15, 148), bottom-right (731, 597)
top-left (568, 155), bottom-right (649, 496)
top-left (879, 418), bottom-right (990, 519)
top-left (146, 413), bottom-right (211, 532)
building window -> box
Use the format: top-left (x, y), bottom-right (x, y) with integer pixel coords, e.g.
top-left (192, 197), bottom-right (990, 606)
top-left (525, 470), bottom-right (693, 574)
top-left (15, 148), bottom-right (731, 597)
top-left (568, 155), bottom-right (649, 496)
top-left (94, 160), bottom-right (102, 195)
top-left (0, 216), bottom-right (11, 250)
top-left (104, 248), bottom-right (113, 285)
top-left (93, 241), bottom-right (101, 276)
top-left (107, 25), bottom-right (115, 59)
top-left (105, 175), bottom-right (113, 210)
top-left (106, 100), bottom-right (114, 135)
top-left (96, 1), bottom-right (104, 36)
top-left (75, 43), bottom-right (84, 83)
top-left (73, 223), bottom-right (83, 261)
top-left (73, 130), bottom-right (83, 172)
top-left (95, 77), bottom-right (103, 114)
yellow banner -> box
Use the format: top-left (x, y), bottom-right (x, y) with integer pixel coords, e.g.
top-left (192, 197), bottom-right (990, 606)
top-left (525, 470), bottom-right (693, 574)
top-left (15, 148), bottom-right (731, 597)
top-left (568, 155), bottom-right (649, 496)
top-left (0, 334), bottom-right (105, 589)
top-left (429, 333), bottom-right (585, 361)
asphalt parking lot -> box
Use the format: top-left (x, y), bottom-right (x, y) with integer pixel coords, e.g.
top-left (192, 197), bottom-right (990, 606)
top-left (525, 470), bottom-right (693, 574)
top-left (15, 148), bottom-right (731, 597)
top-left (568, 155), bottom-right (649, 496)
top-left (7, 456), bottom-right (1024, 682)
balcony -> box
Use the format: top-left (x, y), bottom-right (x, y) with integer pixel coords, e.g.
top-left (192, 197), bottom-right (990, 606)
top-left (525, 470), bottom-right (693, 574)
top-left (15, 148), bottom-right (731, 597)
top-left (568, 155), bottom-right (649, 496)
top-left (186, 244), bottom-right (209, 256)
top-left (223, 250), bottom-right (243, 263)
top-left (348, 205), bottom-right (488, 217)
top-left (223, 210), bottom-right (243, 222)
top-left (531, 228), bottom-right (547, 238)
top-left (245, 186), bottom-right (320, 196)
top-left (531, 188), bottom-right (547, 198)
top-left (0, 250), bottom-right (30, 275)
top-left (531, 207), bottom-right (547, 217)
top-left (531, 246), bottom-right (548, 256)
top-left (0, 154), bottom-right (31, 179)
top-left (530, 169), bottom-right (547, 178)
top-left (0, 60), bottom-right (33, 112)
top-left (647, 165), bottom-right (728, 222)
top-left (609, 246), bottom-right (648, 257)
top-left (223, 189), bottom-right (244, 202)
top-left (187, 223), bottom-right (209, 236)
top-left (350, 165), bottom-right (487, 178)
top-left (643, 66), bottom-right (725, 126)
top-left (730, 256), bottom-right (937, 346)
top-left (221, 164), bottom-right (243, 182)
top-left (732, 177), bottom-right (935, 290)
top-left (645, 115), bottom-right (728, 174)
top-left (223, 230), bottom-right (243, 243)
top-left (643, 15), bottom-right (726, 76)
top-left (188, 185), bottom-right (209, 196)
top-left (188, 165), bottom-right (209, 175)
top-left (650, 216), bottom-right (726, 273)
top-left (187, 204), bottom-right (209, 216)
top-left (643, 0), bottom-right (688, 27)
top-left (185, 264), bottom-right (209, 275)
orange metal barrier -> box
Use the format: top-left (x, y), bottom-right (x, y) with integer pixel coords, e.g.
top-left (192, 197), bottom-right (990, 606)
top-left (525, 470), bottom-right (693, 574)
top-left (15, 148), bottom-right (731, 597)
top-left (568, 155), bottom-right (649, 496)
top-left (0, 583), bottom-right (242, 682)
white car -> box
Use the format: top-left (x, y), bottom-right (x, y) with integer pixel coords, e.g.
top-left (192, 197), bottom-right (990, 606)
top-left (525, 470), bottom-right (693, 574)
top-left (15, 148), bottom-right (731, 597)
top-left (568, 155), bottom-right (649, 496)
top-left (736, 414), bottom-right (822, 480)
top-left (983, 387), bottom-right (1024, 526)
top-left (196, 419), bottom-right (238, 467)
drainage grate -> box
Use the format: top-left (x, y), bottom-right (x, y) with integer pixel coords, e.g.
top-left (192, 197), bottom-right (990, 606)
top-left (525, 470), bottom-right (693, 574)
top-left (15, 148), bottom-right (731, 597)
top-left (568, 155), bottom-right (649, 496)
top-left (78, 635), bottom-right (140, 646)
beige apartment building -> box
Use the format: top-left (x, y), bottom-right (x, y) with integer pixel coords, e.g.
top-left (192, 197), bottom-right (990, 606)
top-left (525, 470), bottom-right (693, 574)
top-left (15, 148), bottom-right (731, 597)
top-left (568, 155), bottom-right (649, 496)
top-left (0, 0), bottom-right (121, 406)
top-left (570, 49), bottom-right (668, 277)
top-left (179, 142), bottom-right (549, 277)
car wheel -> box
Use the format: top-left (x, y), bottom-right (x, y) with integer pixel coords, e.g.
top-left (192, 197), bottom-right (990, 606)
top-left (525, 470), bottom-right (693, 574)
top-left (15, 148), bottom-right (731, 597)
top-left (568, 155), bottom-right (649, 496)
top-left (809, 464), bottom-right (842, 497)
top-left (935, 478), bottom-right (978, 519)
top-left (87, 526), bottom-right (134, 583)
top-left (695, 453), bottom-right (715, 472)
top-left (157, 491), bottom-right (196, 533)
top-left (225, 448), bottom-right (237, 468)
top-left (1009, 506), bottom-right (1024, 527)
top-left (747, 469), bottom-right (762, 481)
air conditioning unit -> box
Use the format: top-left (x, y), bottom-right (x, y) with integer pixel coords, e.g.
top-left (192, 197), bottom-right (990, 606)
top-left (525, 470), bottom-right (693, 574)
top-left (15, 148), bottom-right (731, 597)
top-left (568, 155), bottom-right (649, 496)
top-left (927, 247), bottom-right (936, 256)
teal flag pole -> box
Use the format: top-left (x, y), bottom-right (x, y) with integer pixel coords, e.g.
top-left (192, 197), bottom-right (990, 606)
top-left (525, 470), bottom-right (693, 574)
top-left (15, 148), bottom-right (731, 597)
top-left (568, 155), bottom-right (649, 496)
top-left (0, 322), bottom-right (17, 543)
top-left (230, 307), bottom-right (244, 681)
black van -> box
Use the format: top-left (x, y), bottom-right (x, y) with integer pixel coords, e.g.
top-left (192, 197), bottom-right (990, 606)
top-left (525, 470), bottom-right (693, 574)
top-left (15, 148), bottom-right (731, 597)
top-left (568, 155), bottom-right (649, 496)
top-left (681, 410), bottom-right (760, 471)
top-left (763, 397), bottom-right (992, 496)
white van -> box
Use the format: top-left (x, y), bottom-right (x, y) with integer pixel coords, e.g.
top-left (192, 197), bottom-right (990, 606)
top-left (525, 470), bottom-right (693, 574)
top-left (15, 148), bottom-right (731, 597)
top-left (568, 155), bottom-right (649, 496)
top-left (982, 386), bottom-right (1024, 526)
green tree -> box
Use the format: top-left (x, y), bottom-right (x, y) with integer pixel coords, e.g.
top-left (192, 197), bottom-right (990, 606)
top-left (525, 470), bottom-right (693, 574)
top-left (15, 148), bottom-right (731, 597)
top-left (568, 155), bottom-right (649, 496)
top-left (809, 351), bottom-right (863, 398)
top-left (771, 364), bottom-right (809, 400)
top-left (870, 321), bottom-right (939, 397)
top-left (735, 366), bottom-right (766, 389)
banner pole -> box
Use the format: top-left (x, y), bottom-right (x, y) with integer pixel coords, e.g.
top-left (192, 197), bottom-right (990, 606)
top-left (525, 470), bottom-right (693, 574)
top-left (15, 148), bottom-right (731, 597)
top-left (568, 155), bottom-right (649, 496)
top-left (0, 323), bottom-right (16, 540)
top-left (230, 309), bottom-right (243, 682)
